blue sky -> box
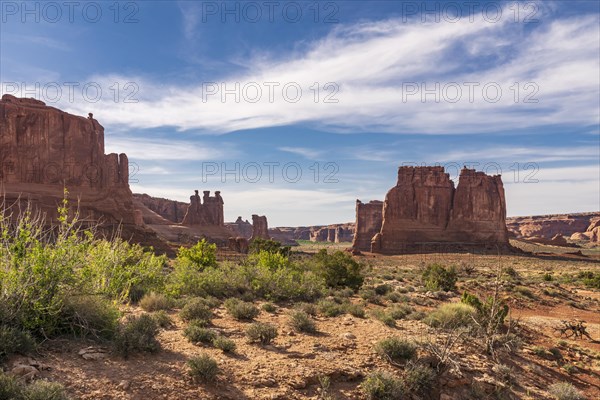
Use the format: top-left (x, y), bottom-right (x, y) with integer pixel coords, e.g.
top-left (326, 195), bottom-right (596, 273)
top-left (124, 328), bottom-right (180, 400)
top-left (1, 0), bottom-right (599, 226)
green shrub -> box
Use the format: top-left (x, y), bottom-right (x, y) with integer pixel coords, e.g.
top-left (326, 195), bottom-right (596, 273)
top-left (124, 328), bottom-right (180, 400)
top-left (312, 249), bottom-right (364, 290)
top-left (543, 273), bottom-right (553, 282)
top-left (317, 299), bottom-right (346, 317)
top-left (184, 323), bottom-right (217, 345)
top-left (461, 291), bottom-right (509, 327)
top-left (152, 311), bottom-right (173, 329)
top-left (81, 239), bottom-right (167, 303)
top-left (114, 314), bottom-right (160, 358)
top-left (261, 302), bottom-right (277, 313)
top-left (246, 322), bottom-right (278, 345)
top-left (180, 298), bottom-right (213, 322)
top-left (548, 382), bottom-right (585, 400)
top-left (374, 284), bottom-right (392, 295)
top-left (388, 304), bottom-right (414, 320)
top-left (372, 310), bottom-right (396, 327)
top-left (23, 380), bottom-right (69, 400)
top-left (213, 336), bottom-right (236, 353)
top-left (224, 298), bottom-right (259, 321)
top-left (177, 239), bottom-right (217, 270)
top-left (424, 303), bottom-right (476, 329)
top-left (0, 370), bottom-right (23, 400)
top-left (249, 238), bottom-right (291, 256)
top-left (345, 303), bottom-right (366, 318)
top-left (288, 311), bottom-right (316, 333)
top-left (422, 264), bottom-right (457, 291)
top-left (0, 326), bottom-right (35, 361)
top-left (139, 292), bottom-right (171, 312)
top-left (375, 337), bottom-right (417, 364)
top-left (294, 303), bottom-right (317, 316)
top-left (385, 292), bottom-right (403, 303)
top-left (188, 354), bottom-right (219, 383)
top-left (362, 371), bottom-right (406, 400)
top-left (360, 288), bottom-right (382, 304)
top-left (60, 295), bottom-right (120, 339)
top-left (404, 363), bottom-right (436, 394)
top-left (581, 271), bottom-right (600, 289)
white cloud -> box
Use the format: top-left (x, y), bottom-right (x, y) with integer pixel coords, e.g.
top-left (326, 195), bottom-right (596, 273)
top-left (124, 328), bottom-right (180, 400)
top-left (106, 137), bottom-right (238, 160)
top-left (278, 147), bottom-right (324, 160)
top-left (20, 8), bottom-right (596, 135)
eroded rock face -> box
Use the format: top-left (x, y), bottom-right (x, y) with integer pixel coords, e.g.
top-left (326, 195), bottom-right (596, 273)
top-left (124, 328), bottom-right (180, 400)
top-left (181, 190), bottom-right (224, 227)
top-left (351, 200), bottom-right (383, 251)
top-left (506, 213), bottom-right (599, 239)
top-left (226, 216), bottom-right (253, 238)
top-left (133, 193), bottom-right (187, 223)
top-left (374, 166), bottom-right (509, 254)
top-left (0, 94), bottom-right (136, 225)
top-left (228, 237), bottom-right (249, 253)
top-left (251, 215), bottom-right (269, 240)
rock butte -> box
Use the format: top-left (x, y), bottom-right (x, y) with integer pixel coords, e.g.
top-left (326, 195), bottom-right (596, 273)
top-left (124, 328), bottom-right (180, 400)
top-left (0, 94), bottom-right (136, 225)
top-left (251, 215), bottom-right (270, 241)
top-left (354, 166), bottom-right (510, 254)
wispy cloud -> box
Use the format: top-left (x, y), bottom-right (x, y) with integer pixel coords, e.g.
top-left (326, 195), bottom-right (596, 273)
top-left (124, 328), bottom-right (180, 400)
top-left (278, 147), bottom-right (324, 159)
top-left (106, 137), bottom-right (239, 160)
top-left (27, 7), bottom-right (598, 135)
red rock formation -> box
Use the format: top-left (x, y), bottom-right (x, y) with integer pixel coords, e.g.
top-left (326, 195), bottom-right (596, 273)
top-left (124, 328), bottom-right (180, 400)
top-left (0, 94), bottom-right (135, 225)
top-left (351, 200), bottom-right (383, 251)
top-left (181, 190), bottom-right (224, 227)
top-left (374, 166), bottom-right (509, 254)
top-left (226, 216), bottom-right (253, 238)
top-left (250, 215), bottom-right (269, 240)
top-left (507, 213), bottom-right (599, 239)
top-left (228, 237), bottom-right (249, 253)
top-left (133, 193), bottom-right (187, 223)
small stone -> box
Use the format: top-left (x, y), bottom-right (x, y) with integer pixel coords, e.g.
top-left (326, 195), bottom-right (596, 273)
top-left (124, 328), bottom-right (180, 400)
top-left (117, 380), bottom-right (131, 391)
top-left (341, 332), bottom-right (356, 340)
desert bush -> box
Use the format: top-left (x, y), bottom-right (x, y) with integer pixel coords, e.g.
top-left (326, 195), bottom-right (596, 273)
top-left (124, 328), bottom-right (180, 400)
top-left (317, 299), bottom-right (346, 317)
top-left (404, 363), bottom-right (436, 394)
top-left (81, 240), bottom-right (167, 303)
top-left (384, 292), bottom-right (403, 303)
top-left (179, 298), bottom-right (213, 322)
top-left (493, 363), bottom-right (515, 384)
top-left (346, 303), bottom-right (366, 318)
top-left (372, 310), bottom-right (396, 327)
top-left (421, 264), bottom-right (457, 291)
top-left (388, 304), bottom-right (414, 320)
top-left (59, 295), bottom-right (120, 339)
top-left (295, 302), bottom-right (317, 316)
top-left (0, 371), bottom-right (22, 399)
top-left (151, 310), bottom-right (173, 329)
top-left (246, 322), bottom-right (278, 345)
top-left (360, 288), bottom-right (382, 304)
top-left (580, 271), bottom-right (600, 289)
top-left (0, 326), bottom-right (35, 361)
top-left (224, 298), bottom-right (259, 321)
top-left (502, 266), bottom-right (520, 279)
top-left (249, 238), bottom-right (291, 256)
top-left (188, 354), bottom-right (219, 383)
top-left (374, 284), bottom-right (392, 295)
top-left (312, 249), bottom-right (364, 290)
top-left (362, 370), bottom-right (406, 400)
top-left (184, 323), bottom-right (217, 345)
top-left (288, 311), bottom-right (316, 333)
top-left (424, 303), bottom-right (476, 329)
top-left (114, 314), bottom-right (160, 358)
top-left (548, 382), bottom-right (585, 400)
top-left (261, 302), bottom-right (277, 313)
top-left (461, 291), bottom-right (508, 327)
top-left (23, 380), bottom-right (69, 400)
top-left (177, 239), bottom-right (217, 270)
top-left (375, 337), bottom-right (417, 364)
top-left (212, 336), bottom-right (236, 353)
top-left (139, 292), bottom-right (171, 312)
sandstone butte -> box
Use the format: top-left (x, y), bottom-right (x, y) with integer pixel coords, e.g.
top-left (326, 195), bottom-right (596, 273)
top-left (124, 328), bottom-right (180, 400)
top-left (353, 166), bottom-right (510, 254)
top-left (0, 94), bottom-right (139, 227)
